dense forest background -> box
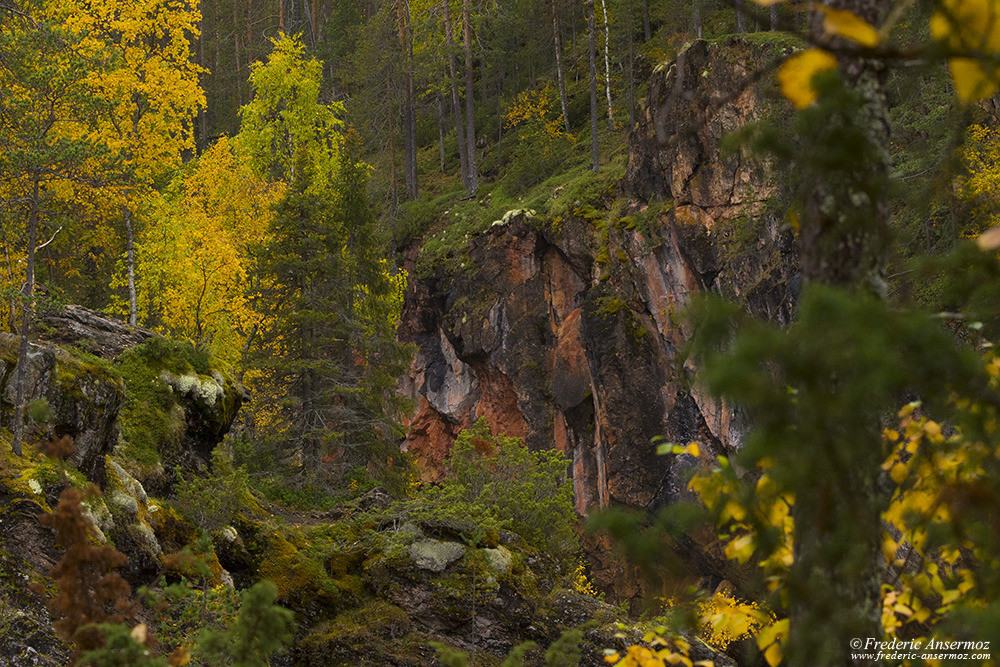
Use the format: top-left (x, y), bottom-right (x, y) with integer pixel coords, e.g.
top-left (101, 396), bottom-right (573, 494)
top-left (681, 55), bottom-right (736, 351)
top-left (6, 0), bottom-right (1000, 665)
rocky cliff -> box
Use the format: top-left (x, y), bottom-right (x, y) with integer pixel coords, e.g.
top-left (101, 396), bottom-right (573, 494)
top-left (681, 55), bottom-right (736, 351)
top-left (399, 37), bottom-right (798, 520)
top-left (0, 307), bottom-right (246, 664)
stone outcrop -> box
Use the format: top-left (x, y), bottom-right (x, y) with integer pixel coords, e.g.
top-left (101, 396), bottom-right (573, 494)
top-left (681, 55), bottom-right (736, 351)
top-left (0, 334), bottom-right (124, 485)
top-left (36, 304), bottom-right (154, 359)
top-left (399, 37), bottom-right (797, 521)
top-left (0, 306), bottom-right (248, 662)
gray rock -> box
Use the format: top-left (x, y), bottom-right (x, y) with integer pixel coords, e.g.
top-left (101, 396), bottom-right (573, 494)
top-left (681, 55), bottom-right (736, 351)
top-left (0, 334), bottom-right (124, 486)
top-left (483, 546), bottom-right (513, 575)
top-left (409, 539), bottom-right (466, 572)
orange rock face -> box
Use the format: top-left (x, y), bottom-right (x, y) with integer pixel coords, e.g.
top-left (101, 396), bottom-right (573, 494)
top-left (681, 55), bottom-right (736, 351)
top-left (399, 38), bottom-right (797, 519)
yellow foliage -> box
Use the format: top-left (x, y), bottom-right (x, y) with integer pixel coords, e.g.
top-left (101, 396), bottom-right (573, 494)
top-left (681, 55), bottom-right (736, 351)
top-left (116, 138), bottom-right (283, 364)
top-left (502, 85), bottom-right (570, 153)
top-left (777, 49), bottom-right (838, 109)
top-left (52, 0), bottom-right (205, 181)
top-left (931, 0), bottom-right (1000, 103)
top-left (573, 563), bottom-right (601, 597)
top-left (818, 6), bottom-right (882, 47)
top-left (958, 124), bottom-right (1000, 231)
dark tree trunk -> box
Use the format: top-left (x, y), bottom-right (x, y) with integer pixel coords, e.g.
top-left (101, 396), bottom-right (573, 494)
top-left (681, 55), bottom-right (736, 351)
top-left (553, 0), bottom-right (570, 134)
top-left (626, 0), bottom-right (635, 129)
top-left (443, 0), bottom-right (469, 190)
top-left (587, 0), bottom-right (599, 172)
top-left (12, 174), bottom-right (40, 457)
top-left (438, 94), bottom-right (447, 172)
top-left (398, 0), bottom-right (418, 199)
top-left (461, 0), bottom-right (478, 192)
top-left (788, 1), bottom-right (893, 665)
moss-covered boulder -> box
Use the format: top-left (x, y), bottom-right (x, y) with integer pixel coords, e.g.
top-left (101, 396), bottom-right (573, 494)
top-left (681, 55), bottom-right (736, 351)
top-left (112, 337), bottom-right (245, 493)
top-left (104, 458), bottom-right (163, 585)
top-left (0, 334), bottom-right (124, 486)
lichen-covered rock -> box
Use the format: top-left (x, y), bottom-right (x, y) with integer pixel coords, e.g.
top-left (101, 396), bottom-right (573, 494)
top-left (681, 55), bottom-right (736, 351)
top-left (35, 304), bottom-right (154, 360)
top-left (0, 485), bottom-right (69, 666)
top-left (104, 457), bottom-right (163, 585)
top-left (409, 539), bottom-right (466, 572)
top-left (112, 337), bottom-right (245, 492)
top-left (0, 334), bottom-right (124, 485)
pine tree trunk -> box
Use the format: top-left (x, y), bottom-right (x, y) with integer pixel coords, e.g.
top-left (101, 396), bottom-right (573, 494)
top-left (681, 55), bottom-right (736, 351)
top-left (461, 0), bottom-right (478, 193)
top-left (627, 1), bottom-right (635, 129)
top-left (12, 174), bottom-right (40, 457)
top-left (642, 0), bottom-right (650, 41)
top-left (736, 0), bottom-right (745, 32)
top-left (693, 0), bottom-right (702, 38)
top-left (398, 0), bottom-right (418, 199)
top-left (124, 206), bottom-right (138, 327)
top-left (197, 17), bottom-right (207, 155)
top-left (552, 0), bottom-right (571, 134)
top-left (587, 0), bottom-right (599, 173)
top-left (311, 0), bottom-right (318, 44)
top-left (438, 94), bottom-right (447, 172)
top-left (443, 0), bottom-right (469, 190)
top-left (599, 0), bottom-right (614, 130)
top-left (770, 4), bottom-right (778, 30)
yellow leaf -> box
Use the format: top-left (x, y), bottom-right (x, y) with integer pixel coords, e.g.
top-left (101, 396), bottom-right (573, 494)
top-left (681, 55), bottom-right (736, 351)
top-left (723, 500), bottom-right (747, 522)
top-left (725, 534), bottom-right (755, 563)
top-left (940, 588), bottom-right (961, 605)
top-left (756, 618), bottom-right (789, 651)
top-left (931, 0), bottom-right (1000, 103)
top-left (786, 209), bottom-right (800, 232)
top-left (777, 49), bottom-right (838, 109)
top-left (818, 6), bottom-right (881, 47)
top-left (764, 641), bottom-right (783, 666)
top-left (890, 462), bottom-right (908, 484)
top-left (684, 442), bottom-right (701, 457)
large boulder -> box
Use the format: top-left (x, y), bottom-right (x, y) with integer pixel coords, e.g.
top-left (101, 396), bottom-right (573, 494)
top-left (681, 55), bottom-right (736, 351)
top-left (0, 334), bottom-right (124, 485)
top-left (36, 304), bottom-right (155, 360)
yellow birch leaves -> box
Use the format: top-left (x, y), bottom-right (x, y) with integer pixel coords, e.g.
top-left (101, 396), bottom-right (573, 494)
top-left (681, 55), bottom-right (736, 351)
top-left (763, 0), bottom-right (1000, 107)
top-left (931, 0), bottom-right (1000, 102)
top-left (777, 49), bottom-right (838, 109)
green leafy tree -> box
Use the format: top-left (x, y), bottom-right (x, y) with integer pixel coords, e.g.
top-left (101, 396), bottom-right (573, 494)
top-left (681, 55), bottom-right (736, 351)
top-left (238, 34), bottom-right (342, 191)
top-left (421, 418), bottom-right (577, 556)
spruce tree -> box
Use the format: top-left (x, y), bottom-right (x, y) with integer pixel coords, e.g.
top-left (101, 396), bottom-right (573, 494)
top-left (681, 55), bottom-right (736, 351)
top-left (254, 147), bottom-right (409, 491)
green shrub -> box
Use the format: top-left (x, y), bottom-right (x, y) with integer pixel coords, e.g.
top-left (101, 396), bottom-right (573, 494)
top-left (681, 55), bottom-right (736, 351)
top-left (420, 418), bottom-right (577, 557)
top-left (173, 448), bottom-right (249, 533)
